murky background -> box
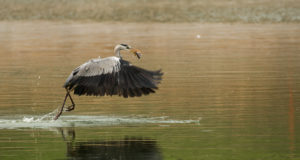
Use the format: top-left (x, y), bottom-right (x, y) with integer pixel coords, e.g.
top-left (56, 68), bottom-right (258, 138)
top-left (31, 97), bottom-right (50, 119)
top-left (0, 22), bottom-right (299, 160)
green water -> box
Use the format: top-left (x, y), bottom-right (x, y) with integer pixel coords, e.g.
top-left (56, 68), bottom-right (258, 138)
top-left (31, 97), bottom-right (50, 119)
top-left (0, 22), bottom-right (299, 160)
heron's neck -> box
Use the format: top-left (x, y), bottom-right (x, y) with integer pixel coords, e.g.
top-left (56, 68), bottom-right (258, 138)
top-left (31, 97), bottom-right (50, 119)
top-left (114, 47), bottom-right (121, 58)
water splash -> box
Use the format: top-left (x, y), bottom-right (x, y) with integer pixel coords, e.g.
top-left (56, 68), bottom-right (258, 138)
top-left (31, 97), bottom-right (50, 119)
top-left (0, 111), bottom-right (200, 129)
top-left (22, 109), bottom-right (58, 123)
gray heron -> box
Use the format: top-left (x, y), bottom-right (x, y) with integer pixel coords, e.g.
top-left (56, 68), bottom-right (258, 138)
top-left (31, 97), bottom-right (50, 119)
top-left (54, 44), bottom-right (163, 120)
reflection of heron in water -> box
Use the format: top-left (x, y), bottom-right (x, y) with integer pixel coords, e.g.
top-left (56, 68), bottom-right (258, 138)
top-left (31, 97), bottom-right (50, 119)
top-left (58, 128), bottom-right (162, 160)
top-left (55, 44), bottom-right (163, 120)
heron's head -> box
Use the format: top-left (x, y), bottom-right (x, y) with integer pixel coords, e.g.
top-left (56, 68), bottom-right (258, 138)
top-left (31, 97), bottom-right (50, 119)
top-left (114, 44), bottom-right (142, 59)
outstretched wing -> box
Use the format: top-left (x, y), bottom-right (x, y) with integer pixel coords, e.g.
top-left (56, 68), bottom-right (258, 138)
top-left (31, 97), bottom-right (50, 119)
top-left (64, 57), bottom-right (163, 98)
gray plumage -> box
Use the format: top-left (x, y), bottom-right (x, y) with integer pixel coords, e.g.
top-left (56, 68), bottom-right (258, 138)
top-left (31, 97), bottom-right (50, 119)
top-left (64, 57), bottom-right (121, 86)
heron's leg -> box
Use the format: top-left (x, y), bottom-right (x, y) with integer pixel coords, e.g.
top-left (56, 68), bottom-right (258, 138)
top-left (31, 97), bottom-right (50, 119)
top-left (54, 91), bottom-right (69, 120)
top-left (66, 92), bottom-right (75, 112)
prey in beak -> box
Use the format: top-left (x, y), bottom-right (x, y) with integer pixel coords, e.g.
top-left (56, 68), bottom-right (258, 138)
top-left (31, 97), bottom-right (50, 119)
top-left (130, 48), bottom-right (142, 59)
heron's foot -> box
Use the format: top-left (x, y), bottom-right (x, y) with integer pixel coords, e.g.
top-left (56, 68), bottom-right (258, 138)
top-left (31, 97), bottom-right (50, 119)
top-left (65, 104), bottom-right (75, 112)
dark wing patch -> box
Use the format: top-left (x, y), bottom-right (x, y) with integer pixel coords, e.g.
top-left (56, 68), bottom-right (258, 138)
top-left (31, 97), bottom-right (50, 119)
top-left (65, 59), bottom-right (163, 98)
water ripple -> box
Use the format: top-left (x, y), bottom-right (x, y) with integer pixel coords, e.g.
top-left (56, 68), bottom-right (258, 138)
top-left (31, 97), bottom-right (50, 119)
top-left (0, 111), bottom-right (200, 129)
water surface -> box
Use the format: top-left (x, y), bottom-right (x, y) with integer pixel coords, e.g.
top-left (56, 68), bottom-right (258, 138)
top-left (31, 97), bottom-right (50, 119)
top-left (0, 22), bottom-right (299, 160)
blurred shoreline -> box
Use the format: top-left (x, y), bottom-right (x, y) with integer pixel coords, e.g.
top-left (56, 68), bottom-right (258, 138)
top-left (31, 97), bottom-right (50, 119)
top-left (0, 0), bottom-right (299, 23)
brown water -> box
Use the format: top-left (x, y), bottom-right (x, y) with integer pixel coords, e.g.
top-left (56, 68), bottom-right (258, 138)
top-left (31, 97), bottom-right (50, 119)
top-left (0, 22), bottom-right (299, 160)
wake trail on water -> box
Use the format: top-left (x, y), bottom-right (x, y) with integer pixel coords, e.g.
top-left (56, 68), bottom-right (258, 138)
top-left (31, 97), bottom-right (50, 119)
top-left (0, 109), bottom-right (201, 129)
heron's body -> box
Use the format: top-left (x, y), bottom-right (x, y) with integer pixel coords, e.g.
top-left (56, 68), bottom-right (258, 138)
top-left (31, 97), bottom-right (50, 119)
top-left (64, 56), bottom-right (162, 97)
top-left (54, 44), bottom-right (163, 120)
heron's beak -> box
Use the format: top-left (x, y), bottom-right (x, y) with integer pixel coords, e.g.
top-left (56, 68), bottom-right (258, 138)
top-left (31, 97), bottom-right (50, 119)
top-left (130, 48), bottom-right (142, 59)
